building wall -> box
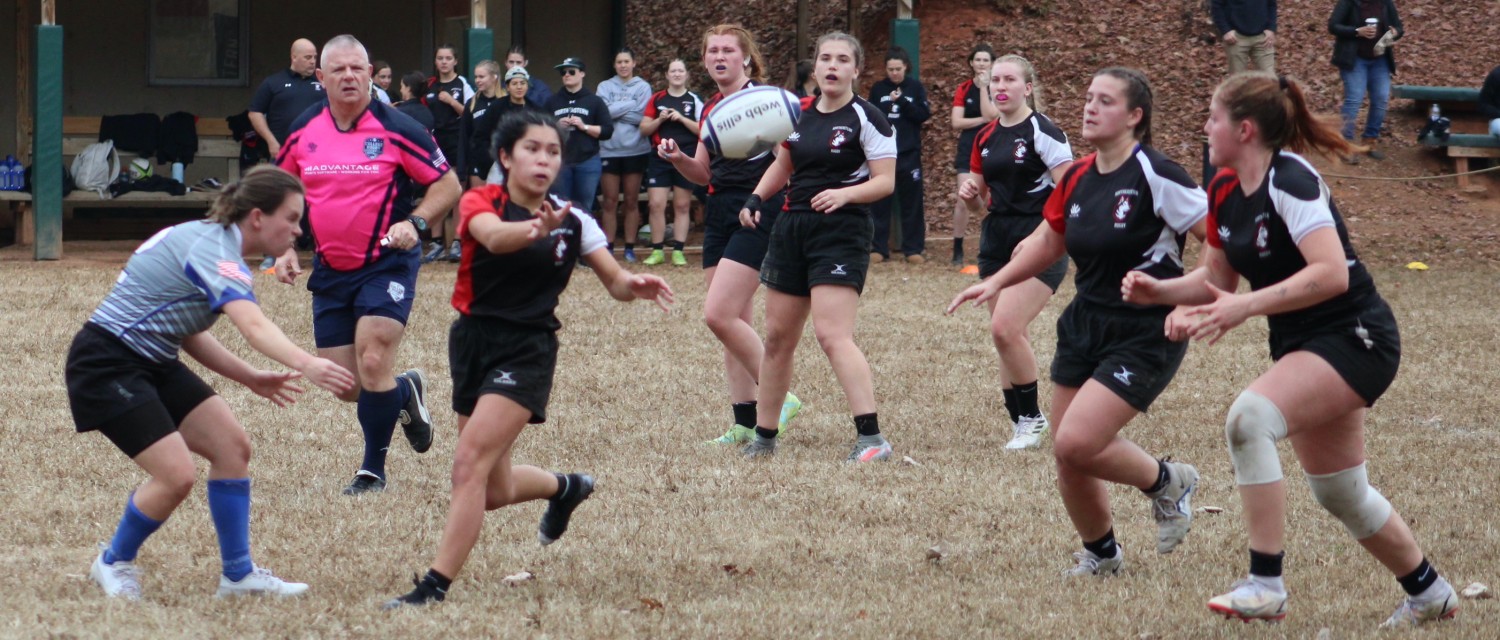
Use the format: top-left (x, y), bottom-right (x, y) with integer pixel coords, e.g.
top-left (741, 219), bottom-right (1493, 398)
top-left (1, 0), bottom-right (23, 161)
top-left (0, 0), bottom-right (615, 164)
top-left (59, 0), bottom-right (430, 118)
top-left (514, 0), bottom-right (612, 82)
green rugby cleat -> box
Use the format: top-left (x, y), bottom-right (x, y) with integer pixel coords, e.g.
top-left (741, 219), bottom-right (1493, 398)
top-left (706, 424), bottom-right (756, 445)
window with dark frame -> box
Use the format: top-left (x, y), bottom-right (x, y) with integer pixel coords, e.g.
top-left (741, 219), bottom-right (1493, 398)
top-left (148, 0), bottom-right (249, 87)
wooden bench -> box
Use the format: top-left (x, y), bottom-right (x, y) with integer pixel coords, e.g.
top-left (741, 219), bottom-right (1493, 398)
top-left (8, 115), bottom-right (243, 245)
top-left (1394, 85), bottom-right (1500, 191)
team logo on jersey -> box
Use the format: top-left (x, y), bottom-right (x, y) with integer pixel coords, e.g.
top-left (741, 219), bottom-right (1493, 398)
top-left (829, 126), bottom-right (853, 152)
top-left (831, 264), bottom-right (848, 275)
top-left (363, 137), bottom-right (385, 160)
top-left (1113, 366), bottom-right (1136, 386)
top-left (1254, 213), bottom-right (1271, 257)
top-left (308, 142), bottom-right (318, 153)
top-left (1069, 203), bottom-right (1081, 218)
top-left (387, 281), bottom-right (406, 302)
top-left (493, 371), bottom-right (517, 386)
top-left (981, 147), bottom-right (990, 158)
top-left (553, 235), bottom-right (569, 266)
top-left (1218, 226), bottom-right (1231, 242)
top-left (1113, 194), bottom-right (1134, 228)
top-left (786, 131), bottom-right (802, 143)
top-left (1013, 139), bottom-right (1028, 162)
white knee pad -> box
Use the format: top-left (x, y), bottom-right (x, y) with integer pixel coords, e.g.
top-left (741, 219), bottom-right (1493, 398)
top-left (1225, 390), bottom-right (1287, 485)
top-left (1306, 463), bottom-right (1393, 539)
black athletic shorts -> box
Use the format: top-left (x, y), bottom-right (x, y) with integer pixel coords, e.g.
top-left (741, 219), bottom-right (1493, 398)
top-left (761, 211), bottom-right (873, 297)
top-left (977, 214), bottom-right (1069, 290)
top-left (703, 189), bottom-right (781, 270)
top-left (449, 315), bottom-right (559, 422)
top-left (645, 156), bottom-right (694, 191)
top-left (601, 153), bottom-right (651, 176)
top-left (434, 131), bottom-right (463, 173)
top-left (1270, 299), bottom-right (1400, 407)
top-left (954, 129), bottom-right (979, 173)
top-left (65, 323), bottom-right (216, 457)
top-left (1050, 301), bottom-right (1188, 412)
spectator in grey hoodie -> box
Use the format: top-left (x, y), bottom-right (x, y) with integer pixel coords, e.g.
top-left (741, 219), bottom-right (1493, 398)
top-left (1211, 0), bottom-right (1277, 74)
top-left (597, 48), bottom-right (654, 261)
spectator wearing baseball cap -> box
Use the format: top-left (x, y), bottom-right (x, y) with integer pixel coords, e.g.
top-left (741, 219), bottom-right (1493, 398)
top-left (479, 66), bottom-right (549, 184)
top-left (545, 57), bottom-right (613, 215)
top-left (505, 46), bottom-right (552, 108)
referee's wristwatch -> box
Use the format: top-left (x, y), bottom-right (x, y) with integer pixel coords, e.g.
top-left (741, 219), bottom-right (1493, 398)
top-left (406, 216), bottom-right (429, 233)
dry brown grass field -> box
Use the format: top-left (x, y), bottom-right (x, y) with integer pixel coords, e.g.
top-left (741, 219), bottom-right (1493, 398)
top-left (2, 243), bottom-right (1498, 639)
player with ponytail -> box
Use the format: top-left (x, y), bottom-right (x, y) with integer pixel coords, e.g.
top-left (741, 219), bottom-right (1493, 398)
top-left (1121, 72), bottom-right (1457, 628)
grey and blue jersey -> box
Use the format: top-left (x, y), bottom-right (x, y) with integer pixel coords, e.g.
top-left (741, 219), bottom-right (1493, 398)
top-left (89, 220), bottom-right (257, 362)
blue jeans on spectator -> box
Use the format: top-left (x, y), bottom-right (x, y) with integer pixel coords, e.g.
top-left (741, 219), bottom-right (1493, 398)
top-left (553, 154), bottom-right (603, 213)
top-left (1340, 57), bottom-right (1392, 141)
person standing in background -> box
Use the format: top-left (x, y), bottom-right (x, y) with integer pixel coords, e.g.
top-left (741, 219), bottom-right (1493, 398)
top-left (249, 38), bottom-right (326, 261)
top-left (1479, 64), bottom-right (1500, 138)
top-left (546, 57), bottom-right (614, 216)
top-left (596, 48), bottom-right (654, 262)
top-left (372, 61), bottom-right (394, 104)
top-left (249, 39), bottom-right (324, 160)
top-left (506, 46), bottom-right (553, 109)
top-left (463, 60), bottom-right (505, 190)
top-left (1211, 0), bottom-right (1278, 74)
top-left (425, 44), bottom-right (476, 263)
top-left (868, 46), bottom-right (931, 264)
top-left (639, 59), bottom-right (703, 267)
top-left (950, 44), bottom-right (996, 269)
top-left (1328, 0), bottom-right (1404, 162)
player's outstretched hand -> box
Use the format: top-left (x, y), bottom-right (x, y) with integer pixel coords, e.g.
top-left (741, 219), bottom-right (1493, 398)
top-left (275, 252), bottom-right (303, 285)
top-left (1185, 282), bottom-right (1251, 345)
top-left (629, 274), bottom-right (676, 312)
top-left (529, 199), bottom-right (570, 241)
top-left (946, 280), bottom-right (1001, 315)
top-left (246, 370), bottom-right (305, 407)
top-left (302, 357), bottom-right (356, 395)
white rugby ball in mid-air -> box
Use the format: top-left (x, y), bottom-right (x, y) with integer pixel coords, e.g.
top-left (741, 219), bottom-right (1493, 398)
top-left (700, 86), bottom-right (802, 160)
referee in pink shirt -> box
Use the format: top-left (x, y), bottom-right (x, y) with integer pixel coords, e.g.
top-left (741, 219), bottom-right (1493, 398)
top-left (274, 34), bottom-right (463, 496)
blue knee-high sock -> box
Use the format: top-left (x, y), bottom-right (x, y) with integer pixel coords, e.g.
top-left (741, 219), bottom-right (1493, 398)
top-left (103, 493), bottom-right (163, 564)
top-left (206, 478), bottom-right (253, 581)
top-left (357, 386), bottom-right (405, 479)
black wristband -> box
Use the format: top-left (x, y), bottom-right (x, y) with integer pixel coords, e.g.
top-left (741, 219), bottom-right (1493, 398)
top-left (744, 194), bottom-right (763, 212)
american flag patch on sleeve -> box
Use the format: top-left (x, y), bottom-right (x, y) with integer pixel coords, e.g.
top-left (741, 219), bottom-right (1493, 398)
top-left (218, 260), bottom-right (253, 285)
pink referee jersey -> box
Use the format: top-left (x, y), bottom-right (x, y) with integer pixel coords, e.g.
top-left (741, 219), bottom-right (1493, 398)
top-left (276, 101), bottom-right (451, 271)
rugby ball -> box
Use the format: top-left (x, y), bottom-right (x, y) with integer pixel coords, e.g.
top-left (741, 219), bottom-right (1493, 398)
top-left (700, 86), bottom-right (802, 160)
top-left (129, 157), bottom-right (153, 180)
